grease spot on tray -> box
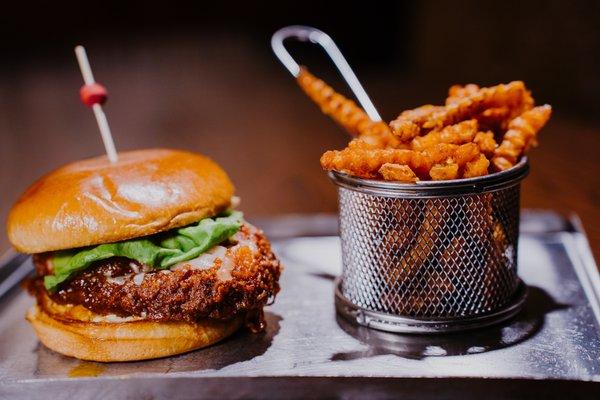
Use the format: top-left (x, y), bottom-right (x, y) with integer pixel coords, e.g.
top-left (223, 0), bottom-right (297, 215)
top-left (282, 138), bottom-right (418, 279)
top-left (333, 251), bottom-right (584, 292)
top-left (68, 362), bottom-right (105, 377)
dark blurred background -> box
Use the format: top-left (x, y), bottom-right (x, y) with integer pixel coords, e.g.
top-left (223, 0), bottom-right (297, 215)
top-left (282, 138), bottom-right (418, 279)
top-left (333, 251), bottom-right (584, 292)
top-left (1, 1), bottom-right (598, 258)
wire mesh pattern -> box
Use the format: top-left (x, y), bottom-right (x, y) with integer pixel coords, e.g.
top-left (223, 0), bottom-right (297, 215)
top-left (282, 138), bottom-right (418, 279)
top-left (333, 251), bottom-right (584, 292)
top-left (337, 185), bottom-right (521, 318)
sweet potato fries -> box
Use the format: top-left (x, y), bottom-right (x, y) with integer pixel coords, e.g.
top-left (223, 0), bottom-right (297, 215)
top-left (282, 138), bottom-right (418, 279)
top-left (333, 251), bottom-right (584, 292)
top-left (297, 68), bottom-right (551, 182)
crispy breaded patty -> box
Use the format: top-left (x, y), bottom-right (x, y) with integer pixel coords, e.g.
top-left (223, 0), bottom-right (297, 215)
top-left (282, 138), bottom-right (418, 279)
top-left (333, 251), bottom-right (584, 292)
top-left (28, 224), bottom-right (281, 323)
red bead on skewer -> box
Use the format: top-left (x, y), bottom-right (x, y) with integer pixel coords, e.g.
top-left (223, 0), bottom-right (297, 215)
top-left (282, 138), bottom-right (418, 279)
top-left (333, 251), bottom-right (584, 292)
top-left (80, 83), bottom-right (108, 107)
top-left (75, 45), bottom-right (118, 163)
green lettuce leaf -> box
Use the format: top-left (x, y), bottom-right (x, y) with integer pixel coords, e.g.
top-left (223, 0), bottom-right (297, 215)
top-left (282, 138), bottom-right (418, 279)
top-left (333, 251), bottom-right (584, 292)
top-left (44, 211), bottom-right (243, 292)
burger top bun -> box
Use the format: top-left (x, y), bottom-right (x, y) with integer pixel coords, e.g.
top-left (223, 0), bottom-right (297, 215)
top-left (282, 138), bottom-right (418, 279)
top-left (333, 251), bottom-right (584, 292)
top-left (7, 148), bottom-right (234, 253)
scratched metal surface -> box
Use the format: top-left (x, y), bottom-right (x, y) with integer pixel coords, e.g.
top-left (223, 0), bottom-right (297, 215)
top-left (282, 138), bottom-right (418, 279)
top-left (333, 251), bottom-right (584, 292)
top-left (0, 211), bottom-right (598, 399)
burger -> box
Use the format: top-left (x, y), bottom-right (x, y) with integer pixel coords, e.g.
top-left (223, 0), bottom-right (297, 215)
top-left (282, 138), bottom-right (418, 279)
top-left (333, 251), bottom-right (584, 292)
top-left (7, 148), bottom-right (281, 362)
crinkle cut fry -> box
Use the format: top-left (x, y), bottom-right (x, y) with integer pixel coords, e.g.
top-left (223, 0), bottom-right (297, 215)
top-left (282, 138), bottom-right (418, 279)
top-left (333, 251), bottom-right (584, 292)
top-left (447, 85), bottom-right (513, 130)
top-left (321, 142), bottom-right (480, 180)
top-left (356, 122), bottom-right (402, 149)
top-left (492, 105), bottom-right (552, 171)
top-left (314, 79), bottom-right (549, 181)
top-left (436, 195), bottom-right (492, 276)
top-left (463, 154), bottom-right (490, 178)
top-left (409, 120), bottom-right (496, 159)
top-left (476, 106), bottom-right (511, 131)
top-left (469, 193), bottom-right (516, 301)
top-left (422, 142), bottom-right (480, 167)
top-left (381, 201), bottom-right (423, 257)
top-left (429, 162), bottom-right (459, 180)
top-left (297, 67), bottom-right (365, 136)
top-left (389, 120), bottom-right (421, 142)
top-left (423, 81), bottom-right (532, 130)
top-left (411, 120), bottom-right (479, 151)
top-left (456, 193), bottom-right (504, 304)
top-left (391, 81), bottom-right (530, 138)
top-left (446, 84), bottom-right (480, 105)
top-left (425, 143), bottom-right (480, 180)
top-left (388, 200), bottom-right (449, 289)
top-left (320, 147), bottom-right (430, 179)
top-left (473, 131), bottom-right (497, 157)
top-left (297, 67), bottom-right (398, 148)
top-left (379, 163), bottom-right (418, 182)
top-left (389, 105), bottom-right (443, 140)
top-left (420, 143), bottom-right (458, 166)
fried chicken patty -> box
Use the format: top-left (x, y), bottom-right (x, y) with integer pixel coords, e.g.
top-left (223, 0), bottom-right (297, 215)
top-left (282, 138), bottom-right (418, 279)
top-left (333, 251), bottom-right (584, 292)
top-left (27, 224), bottom-right (281, 323)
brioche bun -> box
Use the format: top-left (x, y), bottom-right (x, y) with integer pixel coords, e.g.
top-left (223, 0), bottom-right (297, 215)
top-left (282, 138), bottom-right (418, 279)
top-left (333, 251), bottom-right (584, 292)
top-left (7, 149), bottom-right (234, 253)
top-left (26, 305), bottom-right (242, 362)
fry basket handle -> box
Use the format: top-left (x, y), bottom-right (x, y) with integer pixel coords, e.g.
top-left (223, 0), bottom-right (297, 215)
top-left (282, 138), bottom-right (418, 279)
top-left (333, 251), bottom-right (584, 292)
top-left (271, 25), bottom-right (382, 122)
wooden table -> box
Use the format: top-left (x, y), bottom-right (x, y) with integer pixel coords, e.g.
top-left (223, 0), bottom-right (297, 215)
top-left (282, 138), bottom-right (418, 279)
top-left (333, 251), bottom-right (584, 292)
top-left (0, 39), bottom-right (598, 262)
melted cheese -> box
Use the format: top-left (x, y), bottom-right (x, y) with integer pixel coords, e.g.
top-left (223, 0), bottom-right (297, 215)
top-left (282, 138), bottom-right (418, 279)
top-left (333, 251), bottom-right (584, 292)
top-left (216, 256), bottom-right (234, 281)
top-left (168, 232), bottom-right (258, 281)
top-left (133, 272), bottom-right (145, 285)
top-left (106, 275), bottom-right (128, 285)
top-left (171, 245), bottom-right (228, 271)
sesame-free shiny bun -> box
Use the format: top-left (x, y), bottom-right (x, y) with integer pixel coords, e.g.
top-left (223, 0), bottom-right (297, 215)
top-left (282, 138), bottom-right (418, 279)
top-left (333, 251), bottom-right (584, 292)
top-left (7, 149), bottom-right (234, 253)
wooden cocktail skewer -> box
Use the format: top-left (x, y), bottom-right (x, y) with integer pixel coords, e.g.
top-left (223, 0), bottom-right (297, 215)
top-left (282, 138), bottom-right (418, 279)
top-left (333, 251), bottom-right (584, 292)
top-left (74, 45), bottom-right (118, 163)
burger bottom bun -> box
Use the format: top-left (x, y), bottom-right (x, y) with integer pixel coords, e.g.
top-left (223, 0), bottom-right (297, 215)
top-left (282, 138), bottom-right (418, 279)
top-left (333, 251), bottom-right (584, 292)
top-left (26, 306), bottom-right (243, 362)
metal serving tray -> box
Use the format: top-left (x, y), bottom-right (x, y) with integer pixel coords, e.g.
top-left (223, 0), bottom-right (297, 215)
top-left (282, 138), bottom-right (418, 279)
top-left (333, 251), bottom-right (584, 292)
top-left (0, 211), bottom-right (598, 399)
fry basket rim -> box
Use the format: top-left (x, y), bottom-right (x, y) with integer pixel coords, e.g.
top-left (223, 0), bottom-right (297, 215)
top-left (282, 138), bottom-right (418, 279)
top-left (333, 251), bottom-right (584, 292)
top-left (328, 157), bottom-right (528, 197)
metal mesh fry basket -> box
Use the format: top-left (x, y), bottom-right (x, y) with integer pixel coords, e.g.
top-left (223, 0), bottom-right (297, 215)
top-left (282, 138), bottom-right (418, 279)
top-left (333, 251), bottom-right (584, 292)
top-left (332, 159), bottom-right (530, 333)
